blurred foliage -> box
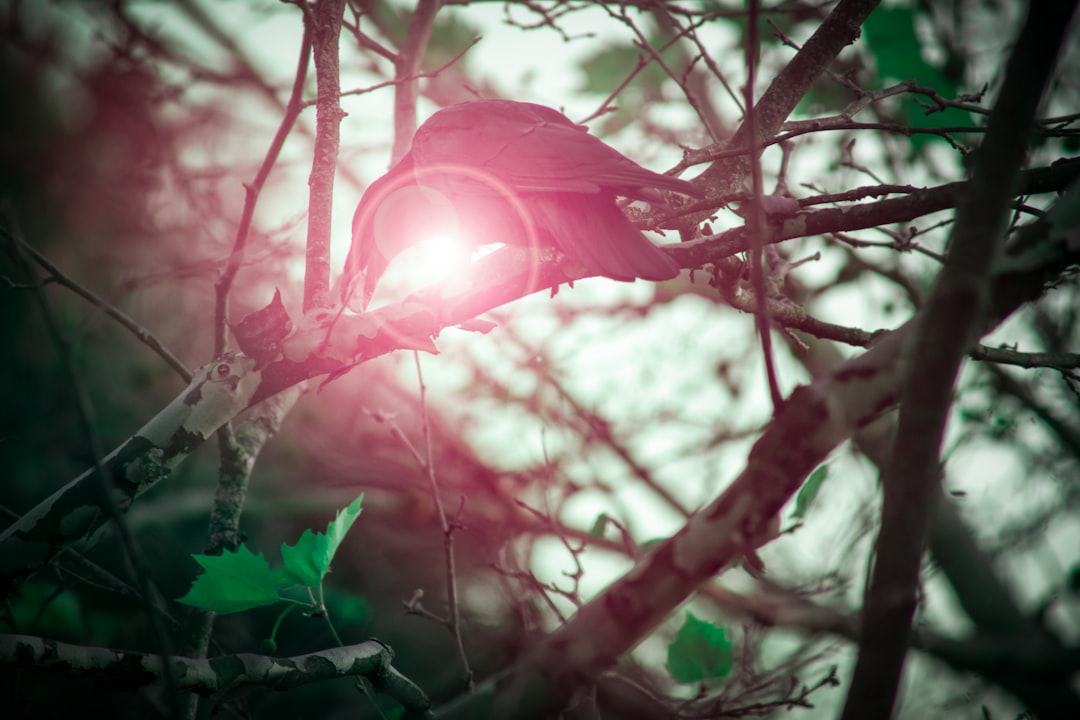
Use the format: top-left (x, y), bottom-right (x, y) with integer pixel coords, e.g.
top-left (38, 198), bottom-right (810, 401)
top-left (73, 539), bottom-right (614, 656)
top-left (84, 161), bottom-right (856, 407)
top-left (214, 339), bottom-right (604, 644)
top-left (862, 3), bottom-right (972, 150)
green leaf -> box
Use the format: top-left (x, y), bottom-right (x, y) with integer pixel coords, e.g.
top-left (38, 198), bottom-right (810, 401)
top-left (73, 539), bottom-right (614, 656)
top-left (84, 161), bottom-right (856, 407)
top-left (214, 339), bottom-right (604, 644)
top-left (864, 6), bottom-right (931, 85)
top-left (863, 4), bottom-right (970, 149)
top-left (792, 465), bottom-right (830, 520)
top-left (578, 37), bottom-right (678, 103)
top-left (589, 512), bottom-right (611, 538)
top-left (579, 42), bottom-right (644, 96)
top-left (279, 495), bottom-right (364, 588)
top-left (280, 529), bottom-right (330, 587)
top-left (325, 494), bottom-right (365, 554)
top-left (666, 612), bottom-right (733, 683)
top-left (426, 14), bottom-right (479, 68)
top-left (178, 544), bottom-right (280, 614)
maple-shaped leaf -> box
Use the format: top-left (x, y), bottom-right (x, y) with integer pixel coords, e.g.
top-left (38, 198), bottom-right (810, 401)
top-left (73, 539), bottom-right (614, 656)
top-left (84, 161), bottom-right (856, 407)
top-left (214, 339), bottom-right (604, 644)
top-left (177, 544), bottom-right (280, 614)
top-left (666, 612), bottom-right (733, 684)
top-left (279, 495), bottom-right (364, 587)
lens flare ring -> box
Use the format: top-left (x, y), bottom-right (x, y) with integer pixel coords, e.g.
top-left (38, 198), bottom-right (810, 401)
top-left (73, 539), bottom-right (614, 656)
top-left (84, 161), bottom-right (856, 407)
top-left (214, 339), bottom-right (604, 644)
top-left (343, 161), bottom-right (546, 348)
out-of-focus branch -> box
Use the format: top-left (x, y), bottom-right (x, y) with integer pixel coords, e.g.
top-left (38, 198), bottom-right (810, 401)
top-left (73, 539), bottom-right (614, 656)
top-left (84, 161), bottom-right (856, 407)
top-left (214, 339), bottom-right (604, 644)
top-left (2, 208), bottom-right (182, 717)
top-left (785, 285), bottom-right (1080, 715)
top-left (1, 227), bottom-right (191, 382)
top-left (392, 0), bottom-right (443, 163)
top-left (988, 365), bottom-right (1080, 460)
top-left (842, 3), bottom-right (1079, 719)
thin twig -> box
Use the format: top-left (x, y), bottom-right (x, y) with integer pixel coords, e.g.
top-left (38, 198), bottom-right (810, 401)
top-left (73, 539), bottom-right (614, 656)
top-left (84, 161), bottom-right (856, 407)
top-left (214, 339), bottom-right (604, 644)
top-left (412, 352), bottom-right (474, 690)
top-left (745, 0), bottom-right (783, 410)
top-left (324, 36), bottom-right (480, 106)
top-left (214, 20), bottom-right (312, 351)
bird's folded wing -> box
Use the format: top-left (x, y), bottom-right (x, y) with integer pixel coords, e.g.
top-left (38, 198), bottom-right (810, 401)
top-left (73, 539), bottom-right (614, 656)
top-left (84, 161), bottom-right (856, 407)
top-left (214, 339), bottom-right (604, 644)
top-left (531, 194), bottom-right (681, 281)
top-left (411, 103), bottom-right (701, 199)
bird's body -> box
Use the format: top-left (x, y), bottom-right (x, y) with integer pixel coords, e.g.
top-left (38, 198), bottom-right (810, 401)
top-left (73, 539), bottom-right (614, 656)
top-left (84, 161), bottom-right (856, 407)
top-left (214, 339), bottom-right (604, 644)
top-left (340, 100), bottom-right (702, 309)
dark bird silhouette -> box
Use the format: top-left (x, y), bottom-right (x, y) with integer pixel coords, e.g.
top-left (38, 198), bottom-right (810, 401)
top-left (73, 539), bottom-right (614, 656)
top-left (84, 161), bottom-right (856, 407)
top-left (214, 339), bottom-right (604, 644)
top-left (340, 100), bottom-right (703, 309)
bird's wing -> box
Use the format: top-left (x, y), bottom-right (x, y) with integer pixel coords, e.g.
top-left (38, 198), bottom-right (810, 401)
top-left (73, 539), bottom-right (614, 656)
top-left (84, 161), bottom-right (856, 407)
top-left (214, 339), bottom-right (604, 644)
top-left (531, 193), bottom-right (680, 281)
top-left (411, 101), bottom-right (701, 199)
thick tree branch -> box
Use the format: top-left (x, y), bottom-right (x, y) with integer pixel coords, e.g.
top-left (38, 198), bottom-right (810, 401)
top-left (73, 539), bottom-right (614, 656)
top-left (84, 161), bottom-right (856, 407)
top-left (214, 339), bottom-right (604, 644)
top-left (664, 156), bottom-right (1080, 270)
top-left (0, 355), bottom-right (259, 598)
top-left (0, 634), bottom-right (432, 718)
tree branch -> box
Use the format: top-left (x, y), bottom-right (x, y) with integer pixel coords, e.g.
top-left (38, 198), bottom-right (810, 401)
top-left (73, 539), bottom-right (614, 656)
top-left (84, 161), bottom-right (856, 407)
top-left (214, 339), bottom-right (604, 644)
top-left (0, 634), bottom-right (432, 719)
top-left (842, 3), bottom-right (1079, 718)
top-left (304, 0), bottom-right (346, 312)
top-left (392, 0), bottom-right (443, 163)
top-left (692, 0), bottom-right (881, 199)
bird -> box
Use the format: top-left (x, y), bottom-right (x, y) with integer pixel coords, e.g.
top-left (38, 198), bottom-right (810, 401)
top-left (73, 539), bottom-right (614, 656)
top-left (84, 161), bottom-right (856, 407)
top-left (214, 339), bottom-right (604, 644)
top-left (339, 100), bottom-right (703, 310)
